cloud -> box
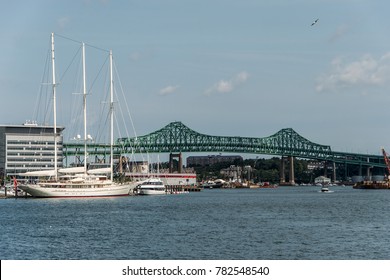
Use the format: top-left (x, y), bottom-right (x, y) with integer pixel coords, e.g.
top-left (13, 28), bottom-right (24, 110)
top-left (316, 53), bottom-right (390, 92)
top-left (57, 16), bottom-right (70, 29)
top-left (159, 85), bottom-right (180, 96)
top-left (329, 24), bottom-right (349, 43)
top-left (205, 71), bottom-right (249, 96)
top-left (129, 52), bottom-right (142, 61)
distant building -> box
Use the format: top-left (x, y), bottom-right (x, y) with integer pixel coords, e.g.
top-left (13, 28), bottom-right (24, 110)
top-left (186, 155), bottom-right (243, 167)
top-left (307, 161), bottom-right (324, 171)
top-left (314, 176), bottom-right (331, 184)
top-left (220, 165), bottom-right (243, 182)
top-left (0, 123), bottom-right (64, 178)
top-left (123, 160), bottom-right (149, 174)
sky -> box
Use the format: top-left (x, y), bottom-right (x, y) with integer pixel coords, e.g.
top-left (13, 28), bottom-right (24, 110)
top-left (1, 0), bottom-right (390, 157)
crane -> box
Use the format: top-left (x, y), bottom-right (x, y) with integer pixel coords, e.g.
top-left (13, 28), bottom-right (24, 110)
top-left (381, 148), bottom-right (390, 177)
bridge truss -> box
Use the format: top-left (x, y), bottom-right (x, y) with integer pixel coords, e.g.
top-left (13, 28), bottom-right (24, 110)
top-left (63, 121), bottom-right (385, 168)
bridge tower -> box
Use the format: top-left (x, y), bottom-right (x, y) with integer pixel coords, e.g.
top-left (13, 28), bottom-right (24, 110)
top-left (280, 156), bottom-right (295, 185)
top-left (169, 153), bottom-right (183, 173)
top-left (280, 157), bottom-right (285, 184)
top-left (332, 161), bottom-right (336, 182)
top-left (289, 156), bottom-right (295, 185)
top-left (324, 161), bottom-right (338, 182)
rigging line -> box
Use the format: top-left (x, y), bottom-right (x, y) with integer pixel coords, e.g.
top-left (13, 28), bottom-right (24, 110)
top-left (113, 83), bottom-right (147, 160)
top-left (39, 48), bottom-right (52, 125)
top-left (114, 86), bottom-right (129, 139)
top-left (94, 73), bottom-right (110, 143)
top-left (113, 60), bottom-right (137, 139)
top-left (88, 54), bottom-right (109, 95)
top-left (114, 111), bottom-right (122, 147)
top-left (54, 33), bottom-right (82, 44)
top-left (32, 49), bottom-right (50, 123)
top-left (96, 105), bottom-right (110, 144)
top-left (40, 40), bottom-right (54, 125)
top-left (54, 32), bottom-right (109, 52)
top-left (58, 46), bottom-right (82, 84)
top-left (85, 42), bottom-right (110, 53)
top-left (94, 99), bottom-right (109, 144)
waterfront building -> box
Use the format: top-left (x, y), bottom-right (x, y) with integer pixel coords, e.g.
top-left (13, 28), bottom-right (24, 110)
top-left (307, 161), bottom-right (325, 171)
top-left (314, 176), bottom-right (331, 185)
top-left (0, 122), bottom-right (64, 178)
top-left (220, 165), bottom-right (243, 182)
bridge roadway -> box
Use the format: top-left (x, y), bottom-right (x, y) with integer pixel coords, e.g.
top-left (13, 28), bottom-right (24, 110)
top-left (63, 121), bottom-right (386, 170)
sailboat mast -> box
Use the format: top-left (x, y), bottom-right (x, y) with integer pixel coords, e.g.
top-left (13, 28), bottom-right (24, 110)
top-left (109, 50), bottom-right (114, 181)
top-left (82, 42), bottom-right (87, 174)
top-left (51, 33), bottom-right (58, 180)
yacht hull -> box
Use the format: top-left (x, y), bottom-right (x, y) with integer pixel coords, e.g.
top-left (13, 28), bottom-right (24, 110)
top-left (18, 182), bottom-right (137, 198)
top-left (138, 189), bottom-right (166, 195)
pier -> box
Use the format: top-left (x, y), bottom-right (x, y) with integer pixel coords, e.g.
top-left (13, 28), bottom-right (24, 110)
top-left (166, 185), bottom-right (201, 193)
top-left (0, 189), bottom-right (30, 199)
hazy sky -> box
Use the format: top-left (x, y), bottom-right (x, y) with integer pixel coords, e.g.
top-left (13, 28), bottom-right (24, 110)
top-left (1, 0), bottom-right (390, 156)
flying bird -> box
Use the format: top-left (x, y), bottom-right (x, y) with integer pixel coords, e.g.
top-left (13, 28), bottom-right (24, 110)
top-left (311, 18), bottom-right (319, 26)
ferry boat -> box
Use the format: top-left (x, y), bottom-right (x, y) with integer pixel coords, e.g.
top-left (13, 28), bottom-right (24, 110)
top-left (136, 178), bottom-right (166, 195)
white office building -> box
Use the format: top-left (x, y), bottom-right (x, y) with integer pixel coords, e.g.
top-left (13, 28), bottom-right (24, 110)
top-left (0, 123), bottom-right (64, 177)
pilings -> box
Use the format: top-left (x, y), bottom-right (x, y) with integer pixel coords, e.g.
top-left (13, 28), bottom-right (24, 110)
top-left (165, 185), bottom-right (201, 193)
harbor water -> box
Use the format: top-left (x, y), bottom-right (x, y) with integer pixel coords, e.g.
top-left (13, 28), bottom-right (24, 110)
top-left (1, 186), bottom-right (390, 260)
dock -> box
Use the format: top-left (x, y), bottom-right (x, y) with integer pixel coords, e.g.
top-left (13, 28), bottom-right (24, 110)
top-left (0, 192), bottom-right (30, 199)
top-left (166, 185), bottom-right (202, 193)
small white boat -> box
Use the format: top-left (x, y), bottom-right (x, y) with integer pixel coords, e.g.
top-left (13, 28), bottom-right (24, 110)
top-left (320, 186), bottom-right (334, 193)
top-left (136, 178), bottom-right (166, 195)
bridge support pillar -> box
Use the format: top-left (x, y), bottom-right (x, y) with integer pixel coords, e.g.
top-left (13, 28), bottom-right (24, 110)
top-left (366, 166), bottom-right (371, 181)
top-left (332, 161), bottom-right (336, 182)
top-left (280, 156), bottom-right (295, 185)
top-left (169, 153), bottom-right (183, 173)
top-left (279, 157), bottom-right (285, 184)
top-left (288, 156), bottom-right (295, 185)
top-left (324, 161), bottom-right (328, 177)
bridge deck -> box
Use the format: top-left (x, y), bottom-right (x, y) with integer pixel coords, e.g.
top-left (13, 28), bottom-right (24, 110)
top-left (63, 121), bottom-right (385, 168)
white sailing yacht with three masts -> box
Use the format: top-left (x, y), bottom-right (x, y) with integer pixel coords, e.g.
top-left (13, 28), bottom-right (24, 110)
top-left (18, 33), bottom-right (140, 198)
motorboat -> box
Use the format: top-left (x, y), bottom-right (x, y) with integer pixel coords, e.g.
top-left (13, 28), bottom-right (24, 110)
top-left (200, 179), bottom-right (225, 188)
top-left (136, 178), bottom-right (166, 195)
top-left (320, 186), bottom-right (334, 193)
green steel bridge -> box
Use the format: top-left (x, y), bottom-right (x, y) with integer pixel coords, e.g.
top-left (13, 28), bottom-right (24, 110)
top-left (63, 121), bottom-right (385, 169)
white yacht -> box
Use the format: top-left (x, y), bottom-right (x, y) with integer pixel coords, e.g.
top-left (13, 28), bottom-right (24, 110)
top-left (18, 33), bottom-right (139, 198)
top-left (19, 168), bottom-right (140, 198)
top-left (136, 178), bottom-right (166, 195)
